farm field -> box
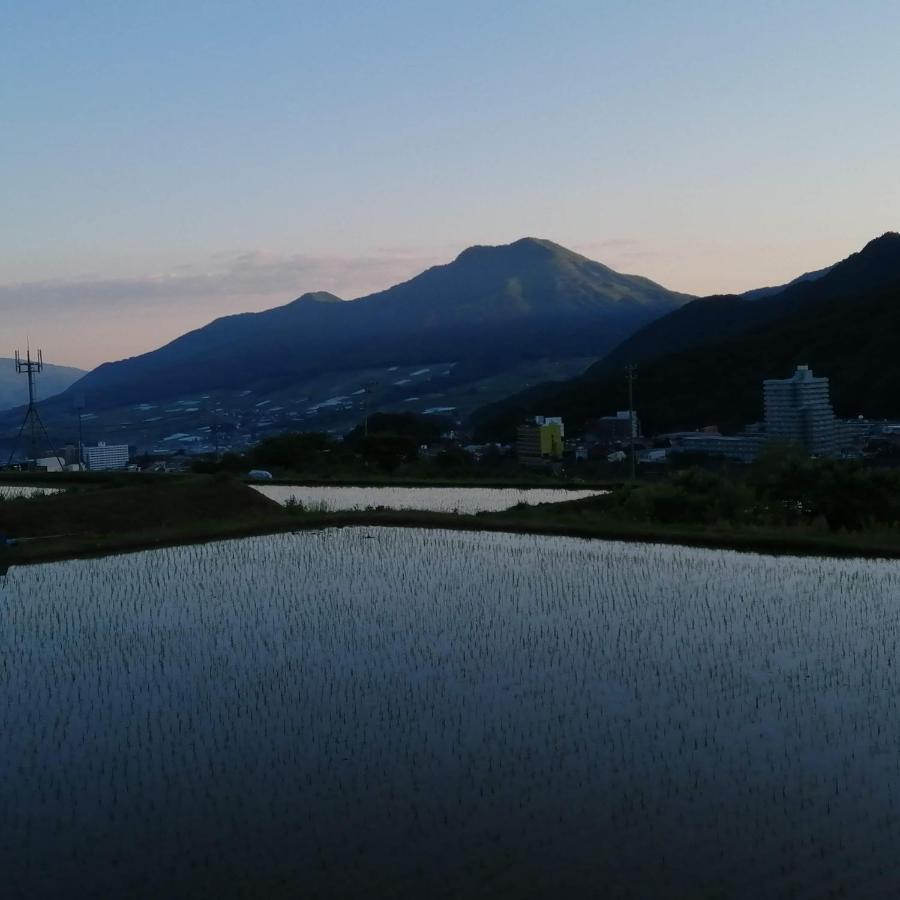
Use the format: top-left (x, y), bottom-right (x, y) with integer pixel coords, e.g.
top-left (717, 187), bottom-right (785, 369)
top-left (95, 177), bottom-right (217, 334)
top-left (253, 483), bottom-right (605, 513)
top-left (4, 475), bottom-right (900, 566)
top-left (3, 528), bottom-right (900, 897)
top-left (0, 485), bottom-right (61, 500)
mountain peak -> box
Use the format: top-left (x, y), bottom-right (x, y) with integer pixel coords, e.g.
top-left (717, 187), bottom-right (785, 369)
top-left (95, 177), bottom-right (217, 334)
top-left (290, 291), bottom-right (344, 306)
top-left (454, 237), bottom-right (575, 265)
top-left (509, 236), bottom-right (568, 252)
top-left (382, 237), bottom-right (689, 317)
top-left (857, 231), bottom-right (900, 257)
top-left (813, 231), bottom-right (900, 295)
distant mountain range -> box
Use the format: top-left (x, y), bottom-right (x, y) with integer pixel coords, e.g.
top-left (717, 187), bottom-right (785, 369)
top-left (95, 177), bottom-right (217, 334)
top-left (0, 359), bottom-right (84, 413)
top-left (473, 233), bottom-right (900, 438)
top-left (1, 238), bottom-right (692, 448)
top-left (57, 238), bottom-right (694, 408)
top-left (7, 233), bottom-right (898, 456)
top-left (740, 265), bottom-right (832, 301)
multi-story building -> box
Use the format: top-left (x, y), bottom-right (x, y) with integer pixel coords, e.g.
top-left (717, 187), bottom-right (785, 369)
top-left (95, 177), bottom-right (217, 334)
top-left (58, 444), bottom-right (83, 467)
top-left (584, 410), bottom-right (640, 445)
top-left (671, 432), bottom-right (766, 464)
top-left (34, 456), bottom-right (65, 472)
top-left (763, 365), bottom-right (839, 456)
top-left (84, 442), bottom-right (130, 471)
top-left (668, 367), bottom-right (843, 464)
top-left (516, 416), bottom-right (564, 466)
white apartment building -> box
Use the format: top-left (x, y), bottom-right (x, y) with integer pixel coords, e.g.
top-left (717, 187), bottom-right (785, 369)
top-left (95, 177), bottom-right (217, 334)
top-left (84, 442), bottom-right (130, 471)
top-left (763, 365), bottom-right (838, 456)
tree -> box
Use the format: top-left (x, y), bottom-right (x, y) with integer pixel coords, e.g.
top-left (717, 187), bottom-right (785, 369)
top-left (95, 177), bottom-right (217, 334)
top-left (434, 447), bottom-right (474, 470)
top-left (252, 432), bottom-right (334, 469)
top-left (359, 433), bottom-right (418, 471)
top-left (345, 412), bottom-right (447, 445)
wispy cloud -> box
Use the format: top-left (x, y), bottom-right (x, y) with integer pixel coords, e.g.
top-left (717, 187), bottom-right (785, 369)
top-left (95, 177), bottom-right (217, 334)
top-left (0, 249), bottom-right (442, 313)
top-left (0, 248), bottom-right (446, 368)
top-left (587, 238), bottom-right (642, 250)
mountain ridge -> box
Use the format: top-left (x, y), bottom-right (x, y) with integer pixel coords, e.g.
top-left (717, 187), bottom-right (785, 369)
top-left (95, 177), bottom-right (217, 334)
top-left (1, 238), bottom-right (692, 447)
top-left (472, 233), bottom-right (900, 439)
top-left (585, 232), bottom-right (900, 379)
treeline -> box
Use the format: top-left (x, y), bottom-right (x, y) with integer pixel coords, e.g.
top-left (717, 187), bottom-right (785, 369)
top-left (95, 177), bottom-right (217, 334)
top-left (597, 448), bottom-right (900, 533)
top-left (193, 413), bottom-right (501, 477)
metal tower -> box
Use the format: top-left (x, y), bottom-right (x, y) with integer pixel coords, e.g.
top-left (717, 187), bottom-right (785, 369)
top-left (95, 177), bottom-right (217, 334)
top-left (7, 348), bottom-right (57, 468)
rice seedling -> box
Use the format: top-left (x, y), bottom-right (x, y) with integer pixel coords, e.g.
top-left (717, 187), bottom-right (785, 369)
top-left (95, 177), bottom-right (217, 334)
top-left (0, 485), bottom-right (62, 500)
top-left (2, 529), bottom-right (898, 897)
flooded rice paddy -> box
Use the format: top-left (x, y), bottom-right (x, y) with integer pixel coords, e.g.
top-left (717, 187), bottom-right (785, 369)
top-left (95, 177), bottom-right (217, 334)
top-left (252, 484), bottom-right (604, 513)
top-left (0, 484), bottom-right (61, 500)
top-left (3, 528), bottom-right (900, 898)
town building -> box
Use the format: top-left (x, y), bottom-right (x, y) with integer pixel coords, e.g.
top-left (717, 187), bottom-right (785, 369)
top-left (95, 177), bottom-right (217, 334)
top-left (763, 365), bottom-right (839, 456)
top-left (584, 410), bottom-right (640, 445)
top-left (671, 431), bottom-right (765, 464)
top-left (516, 416), bottom-right (564, 466)
top-left (84, 442), bottom-right (130, 471)
top-left (668, 366), bottom-right (845, 464)
top-left (34, 456), bottom-right (65, 472)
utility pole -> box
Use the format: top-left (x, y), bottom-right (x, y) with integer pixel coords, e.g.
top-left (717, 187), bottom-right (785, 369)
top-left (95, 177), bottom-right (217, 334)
top-left (210, 403), bottom-right (222, 461)
top-left (626, 365), bottom-right (637, 481)
top-left (361, 381), bottom-right (378, 437)
top-left (74, 393), bottom-right (86, 471)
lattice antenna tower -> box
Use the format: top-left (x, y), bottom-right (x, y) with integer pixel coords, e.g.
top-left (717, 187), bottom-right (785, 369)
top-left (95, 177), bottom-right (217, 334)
top-left (7, 347), bottom-right (57, 468)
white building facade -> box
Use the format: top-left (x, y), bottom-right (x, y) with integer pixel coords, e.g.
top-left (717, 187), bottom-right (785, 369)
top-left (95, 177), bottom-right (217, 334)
top-left (673, 432), bottom-right (765, 464)
top-left (84, 442), bottom-right (130, 471)
top-left (763, 365), bottom-right (839, 456)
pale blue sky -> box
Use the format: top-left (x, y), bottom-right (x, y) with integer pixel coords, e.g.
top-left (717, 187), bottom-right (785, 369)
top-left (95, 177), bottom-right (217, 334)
top-left (2, 1), bottom-right (899, 367)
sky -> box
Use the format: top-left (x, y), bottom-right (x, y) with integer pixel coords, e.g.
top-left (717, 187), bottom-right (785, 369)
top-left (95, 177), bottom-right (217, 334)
top-left (2, 0), bottom-right (899, 369)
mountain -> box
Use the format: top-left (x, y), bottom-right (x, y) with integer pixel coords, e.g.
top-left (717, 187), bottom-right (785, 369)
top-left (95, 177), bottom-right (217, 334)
top-left (0, 359), bottom-right (85, 412)
top-left (741, 265), bottom-right (832, 300)
top-left (586, 235), bottom-right (900, 380)
top-left (2, 238), bottom-right (691, 449)
top-left (473, 233), bottom-right (900, 438)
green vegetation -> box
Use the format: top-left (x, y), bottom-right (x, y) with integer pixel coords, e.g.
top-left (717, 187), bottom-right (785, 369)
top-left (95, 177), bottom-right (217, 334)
top-left (345, 411), bottom-right (449, 443)
top-left (192, 422), bottom-right (597, 485)
top-left (480, 448), bottom-right (900, 558)
top-left (191, 427), bottom-right (423, 478)
top-left (5, 448), bottom-right (900, 569)
top-left (596, 448), bottom-right (900, 533)
top-left (0, 475), bottom-right (282, 567)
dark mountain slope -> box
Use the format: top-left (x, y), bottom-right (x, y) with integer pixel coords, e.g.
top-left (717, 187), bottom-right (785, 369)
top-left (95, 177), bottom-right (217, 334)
top-left (741, 265), bottom-right (832, 300)
top-left (356, 238), bottom-right (688, 321)
top-left (473, 233), bottom-right (900, 438)
top-left (588, 293), bottom-right (793, 377)
top-left (587, 233), bottom-right (900, 379)
top-left (34, 239), bottom-right (691, 413)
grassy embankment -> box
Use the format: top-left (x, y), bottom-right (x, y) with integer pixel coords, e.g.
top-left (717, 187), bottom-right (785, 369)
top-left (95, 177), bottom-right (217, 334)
top-left (4, 471), bottom-right (900, 568)
top-left (0, 475), bottom-right (283, 566)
